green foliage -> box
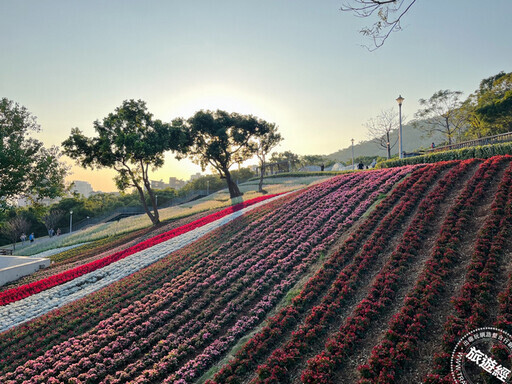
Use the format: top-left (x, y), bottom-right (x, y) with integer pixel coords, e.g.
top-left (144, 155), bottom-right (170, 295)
top-left (269, 151), bottom-right (300, 165)
top-left (62, 99), bottom-right (184, 225)
top-left (181, 110), bottom-right (274, 198)
top-left (376, 142), bottom-right (512, 168)
top-left (474, 71), bottom-right (512, 134)
top-left (179, 168), bottom-right (256, 195)
top-left (0, 98), bottom-right (67, 207)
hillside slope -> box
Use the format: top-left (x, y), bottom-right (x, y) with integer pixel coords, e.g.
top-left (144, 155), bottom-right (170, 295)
top-left (1, 156), bottom-right (511, 384)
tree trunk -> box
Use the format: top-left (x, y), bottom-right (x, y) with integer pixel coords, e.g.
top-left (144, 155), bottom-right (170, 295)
top-left (134, 184), bottom-right (159, 225)
top-left (446, 117), bottom-right (452, 145)
top-left (143, 179), bottom-right (160, 225)
top-left (258, 162), bottom-right (265, 192)
top-left (386, 132), bottom-right (391, 159)
top-left (224, 169), bottom-right (243, 198)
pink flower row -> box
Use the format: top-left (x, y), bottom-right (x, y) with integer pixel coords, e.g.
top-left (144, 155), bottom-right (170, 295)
top-left (253, 161), bottom-right (454, 383)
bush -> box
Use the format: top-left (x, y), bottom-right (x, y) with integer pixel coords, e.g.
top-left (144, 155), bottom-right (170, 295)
top-left (376, 142), bottom-right (512, 168)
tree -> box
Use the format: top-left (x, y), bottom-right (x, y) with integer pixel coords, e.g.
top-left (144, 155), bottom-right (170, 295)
top-left (365, 108), bottom-right (399, 159)
top-left (255, 124), bottom-right (283, 192)
top-left (301, 155), bottom-right (327, 167)
top-left (473, 71), bottom-right (512, 135)
top-left (340, 0), bottom-right (417, 50)
top-left (42, 209), bottom-right (65, 234)
top-left (414, 90), bottom-right (467, 146)
top-left (62, 99), bottom-right (183, 225)
top-left (0, 216), bottom-right (30, 250)
top-left (0, 98), bottom-right (68, 207)
top-left (269, 151), bottom-right (301, 170)
top-left (181, 110), bottom-right (273, 198)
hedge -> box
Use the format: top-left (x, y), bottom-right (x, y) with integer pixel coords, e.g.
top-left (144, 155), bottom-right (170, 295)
top-left (376, 142), bottom-right (512, 168)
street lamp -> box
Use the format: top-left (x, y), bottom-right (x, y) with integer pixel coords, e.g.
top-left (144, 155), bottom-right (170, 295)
top-left (206, 180), bottom-right (209, 195)
top-left (69, 210), bottom-right (73, 234)
top-left (155, 195), bottom-right (158, 208)
top-left (351, 138), bottom-right (355, 170)
top-left (396, 95), bottom-right (404, 159)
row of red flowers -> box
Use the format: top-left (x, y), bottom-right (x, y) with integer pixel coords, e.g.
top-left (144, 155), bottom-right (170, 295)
top-left (299, 159), bottom-right (477, 384)
top-left (356, 155), bottom-right (510, 383)
top-left (206, 165), bottom-right (429, 384)
top-left (0, 194), bottom-right (282, 307)
top-left (1, 170), bottom-right (405, 383)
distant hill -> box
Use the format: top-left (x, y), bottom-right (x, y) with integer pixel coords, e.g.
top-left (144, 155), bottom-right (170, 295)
top-left (327, 121), bottom-right (446, 163)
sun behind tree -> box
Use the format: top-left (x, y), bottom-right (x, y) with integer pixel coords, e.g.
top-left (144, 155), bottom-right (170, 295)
top-left (179, 110), bottom-right (277, 199)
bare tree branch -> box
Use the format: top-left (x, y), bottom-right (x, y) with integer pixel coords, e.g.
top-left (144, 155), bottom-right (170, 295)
top-left (340, 0), bottom-right (418, 50)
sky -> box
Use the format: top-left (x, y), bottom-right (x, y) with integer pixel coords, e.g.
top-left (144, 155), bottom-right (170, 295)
top-left (1, 0), bottom-right (511, 192)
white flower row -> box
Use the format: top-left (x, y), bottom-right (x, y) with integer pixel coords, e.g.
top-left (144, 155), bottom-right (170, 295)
top-left (0, 195), bottom-right (284, 333)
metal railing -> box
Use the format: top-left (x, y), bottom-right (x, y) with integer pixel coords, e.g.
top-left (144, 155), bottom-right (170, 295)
top-left (426, 131), bottom-right (512, 153)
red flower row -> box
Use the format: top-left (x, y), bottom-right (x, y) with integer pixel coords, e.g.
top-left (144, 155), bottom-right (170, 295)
top-left (0, 192), bottom-right (291, 375)
top-left (2, 171), bottom-right (396, 382)
top-left (0, 194), bottom-right (281, 307)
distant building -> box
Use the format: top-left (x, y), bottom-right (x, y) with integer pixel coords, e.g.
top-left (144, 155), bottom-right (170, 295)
top-left (17, 196), bottom-right (61, 207)
top-left (150, 177), bottom-right (186, 190)
top-left (189, 172), bottom-right (202, 181)
top-left (168, 177), bottom-right (186, 189)
top-left (70, 181), bottom-right (94, 198)
top-left (150, 179), bottom-right (169, 190)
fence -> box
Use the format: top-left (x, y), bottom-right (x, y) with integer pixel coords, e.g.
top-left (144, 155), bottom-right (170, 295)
top-left (426, 131), bottom-right (512, 153)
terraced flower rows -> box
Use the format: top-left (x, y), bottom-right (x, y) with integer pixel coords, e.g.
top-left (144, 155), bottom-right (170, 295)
top-left (207, 156), bottom-right (512, 384)
top-left (0, 167), bottom-right (411, 383)
top-left (3, 156), bottom-right (511, 383)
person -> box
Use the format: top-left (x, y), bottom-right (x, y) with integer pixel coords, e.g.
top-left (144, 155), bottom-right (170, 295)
top-left (20, 233), bottom-right (27, 245)
top-left (29, 233), bottom-right (35, 243)
top-left (431, 142), bottom-right (436, 149)
top-left (56, 228), bottom-right (61, 236)
top-left (320, 164), bottom-right (325, 172)
top-left (358, 162), bottom-right (364, 170)
top-left (48, 228), bottom-right (55, 237)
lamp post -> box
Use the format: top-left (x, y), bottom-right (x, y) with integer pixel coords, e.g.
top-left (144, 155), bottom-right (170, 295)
top-left (396, 95), bottom-right (404, 159)
top-left (206, 180), bottom-right (209, 195)
top-left (155, 195), bottom-right (158, 209)
top-left (351, 138), bottom-right (355, 170)
top-left (69, 210), bottom-right (73, 234)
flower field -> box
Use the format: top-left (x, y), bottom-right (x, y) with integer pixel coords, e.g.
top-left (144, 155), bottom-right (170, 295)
top-left (2, 156), bottom-right (512, 383)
